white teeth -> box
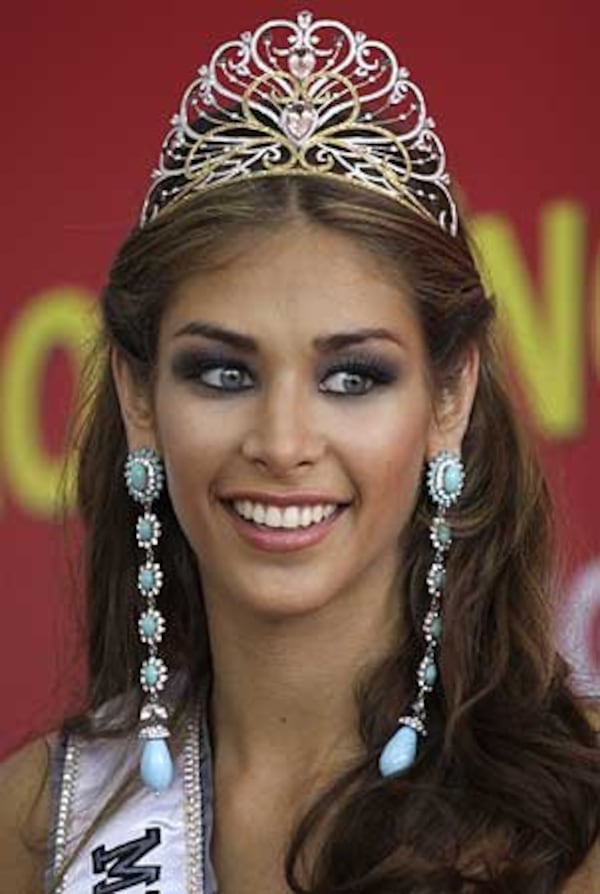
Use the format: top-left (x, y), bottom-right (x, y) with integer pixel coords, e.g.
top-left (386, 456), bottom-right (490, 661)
top-left (265, 506), bottom-right (282, 527)
top-left (282, 506), bottom-right (300, 528)
top-left (300, 506), bottom-right (313, 527)
top-left (231, 500), bottom-right (340, 529)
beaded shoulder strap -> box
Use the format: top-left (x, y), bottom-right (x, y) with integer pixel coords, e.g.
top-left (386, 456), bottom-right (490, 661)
top-left (50, 706), bottom-right (206, 893)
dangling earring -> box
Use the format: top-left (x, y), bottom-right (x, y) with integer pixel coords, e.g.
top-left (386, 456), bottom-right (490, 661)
top-left (124, 446), bottom-right (174, 794)
top-left (379, 449), bottom-right (465, 778)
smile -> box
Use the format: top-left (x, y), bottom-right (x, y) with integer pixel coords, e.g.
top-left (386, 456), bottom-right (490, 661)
top-left (232, 500), bottom-right (338, 529)
top-left (220, 498), bottom-right (350, 552)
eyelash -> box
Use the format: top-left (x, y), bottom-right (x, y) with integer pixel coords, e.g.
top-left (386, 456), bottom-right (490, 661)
top-left (171, 351), bottom-right (399, 397)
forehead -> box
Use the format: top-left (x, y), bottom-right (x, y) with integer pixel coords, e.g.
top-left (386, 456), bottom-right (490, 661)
top-left (161, 223), bottom-right (422, 348)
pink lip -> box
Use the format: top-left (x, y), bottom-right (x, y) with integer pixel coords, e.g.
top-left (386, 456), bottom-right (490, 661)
top-left (219, 490), bottom-right (350, 507)
top-left (221, 500), bottom-right (348, 553)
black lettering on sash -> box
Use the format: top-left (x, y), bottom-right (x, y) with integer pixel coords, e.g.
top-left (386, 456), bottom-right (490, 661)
top-left (91, 827), bottom-right (161, 893)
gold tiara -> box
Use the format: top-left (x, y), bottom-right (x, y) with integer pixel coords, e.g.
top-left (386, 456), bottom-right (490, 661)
top-left (141, 10), bottom-right (458, 235)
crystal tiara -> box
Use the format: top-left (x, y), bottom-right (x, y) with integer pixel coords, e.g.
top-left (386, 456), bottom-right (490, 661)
top-left (140, 10), bottom-right (458, 235)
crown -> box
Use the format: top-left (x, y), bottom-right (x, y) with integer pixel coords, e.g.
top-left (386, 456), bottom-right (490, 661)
top-left (141, 10), bottom-right (458, 235)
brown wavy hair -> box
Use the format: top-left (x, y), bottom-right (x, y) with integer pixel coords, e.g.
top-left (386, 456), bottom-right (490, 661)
top-left (61, 176), bottom-right (599, 892)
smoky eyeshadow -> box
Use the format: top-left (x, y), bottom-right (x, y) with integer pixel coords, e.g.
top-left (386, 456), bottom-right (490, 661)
top-left (169, 346), bottom-right (402, 390)
top-left (169, 348), bottom-right (245, 381)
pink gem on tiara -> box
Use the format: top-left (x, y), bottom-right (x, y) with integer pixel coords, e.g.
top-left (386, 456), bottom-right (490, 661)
top-left (281, 102), bottom-right (318, 144)
top-left (140, 10), bottom-right (458, 235)
top-left (289, 50), bottom-right (316, 81)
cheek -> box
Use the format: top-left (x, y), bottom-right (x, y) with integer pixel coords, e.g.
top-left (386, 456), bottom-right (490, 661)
top-left (345, 398), bottom-right (430, 527)
top-left (153, 392), bottom-right (230, 538)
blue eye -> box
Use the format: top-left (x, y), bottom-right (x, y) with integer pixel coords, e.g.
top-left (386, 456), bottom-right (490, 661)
top-left (320, 370), bottom-right (376, 395)
top-left (171, 352), bottom-right (254, 392)
top-left (200, 364), bottom-right (253, 391)
top-left (319, 357), bottom-right (398, 396)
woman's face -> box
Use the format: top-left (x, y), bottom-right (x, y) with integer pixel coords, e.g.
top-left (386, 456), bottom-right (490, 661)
top-left (119, 222), bottom-right (465, 621)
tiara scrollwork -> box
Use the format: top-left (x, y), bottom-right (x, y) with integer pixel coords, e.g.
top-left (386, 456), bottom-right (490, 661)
top-left (141, 10), bottom-right (458, 236)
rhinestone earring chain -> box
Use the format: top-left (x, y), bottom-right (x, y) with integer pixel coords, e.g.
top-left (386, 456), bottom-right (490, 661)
top-left (379, 449), bottom-right (465, 777)
top-left (124, 447), bottom-right (174, 794)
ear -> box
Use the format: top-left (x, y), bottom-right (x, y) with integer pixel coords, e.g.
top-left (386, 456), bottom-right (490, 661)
top-left (426, 345), bottom-right (480, 459)
top-left (111, 348), bottom-right (158, 452)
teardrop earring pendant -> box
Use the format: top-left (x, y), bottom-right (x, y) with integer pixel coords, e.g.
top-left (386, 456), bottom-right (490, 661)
top-left (378, 450), bottom-right (465, 778)
top-left (124, 447), bottom-right (174, 794)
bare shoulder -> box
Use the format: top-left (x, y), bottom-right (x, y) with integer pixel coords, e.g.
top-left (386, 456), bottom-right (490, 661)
top-left (561, 838), bottom-right (600, 893)
top-left (0, 735), bottom-right (55, 894)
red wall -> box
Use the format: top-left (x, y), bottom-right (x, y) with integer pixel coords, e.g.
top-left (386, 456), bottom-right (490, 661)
top-left (1, 0), bottom-right (598, 757)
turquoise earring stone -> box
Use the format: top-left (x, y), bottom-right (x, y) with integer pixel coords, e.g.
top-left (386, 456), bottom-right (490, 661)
top-left (137, 518), bottom-right (154, 543)
top-left (379, 724), bottom-right (419, 777)
top-left (139, 568), bottom-right (156, 593)
top-left (424, 662), bottom-right (438, 686)
top-left (436, 522), bottom-right (452, 546)
top-left (141, 738), bottom-right (174, 794)
top-left (144, 664), bottom-right (159, 687)
top-left (130, 462), bottom-right (148, 492)
top-left (443, 463), bottom-right (462, 495)
top-left (141, 614), bottom-right (157, 638)
top-left (432, 566), bottom-right (445, 590)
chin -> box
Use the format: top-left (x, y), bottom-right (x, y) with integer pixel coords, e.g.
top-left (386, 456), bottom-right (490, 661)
top-left (248, 587), bottom-right (337, 621)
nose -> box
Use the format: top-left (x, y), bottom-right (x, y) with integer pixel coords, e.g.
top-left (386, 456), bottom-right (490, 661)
top-left (241, 375), bottom-right (325, 475)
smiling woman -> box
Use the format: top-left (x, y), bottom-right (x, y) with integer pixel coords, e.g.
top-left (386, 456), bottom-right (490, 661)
top-left (112, 222), bottom-right (460, 626)
top-left (2, 10), bottom-right (599, 894)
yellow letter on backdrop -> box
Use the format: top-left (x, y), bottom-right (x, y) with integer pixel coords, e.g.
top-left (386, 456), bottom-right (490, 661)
top-left (1, 287), bottom-right (97, 518)
top-left (474, 202), bottom-right (584, 438)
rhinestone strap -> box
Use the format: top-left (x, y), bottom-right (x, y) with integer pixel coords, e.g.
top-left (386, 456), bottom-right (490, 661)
top-left (184, 704), bottom-right (205, 892)
top-left (52, 737), bottom-right (80, 893)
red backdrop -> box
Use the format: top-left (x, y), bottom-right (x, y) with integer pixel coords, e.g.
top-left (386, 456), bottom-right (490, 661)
top-left (1, 0), bottom-right (598, 758)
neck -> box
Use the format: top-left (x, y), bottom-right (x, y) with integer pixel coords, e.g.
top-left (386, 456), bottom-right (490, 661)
top-left (203, 571), bottom-right (401, 787)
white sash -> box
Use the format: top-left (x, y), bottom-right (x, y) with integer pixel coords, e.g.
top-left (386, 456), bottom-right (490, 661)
top-left (50, 704), bottom-right (208, 893)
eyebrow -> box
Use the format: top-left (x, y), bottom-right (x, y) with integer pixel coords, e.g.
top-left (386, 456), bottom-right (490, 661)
top-left (172, 322), bottom-right (407, 352)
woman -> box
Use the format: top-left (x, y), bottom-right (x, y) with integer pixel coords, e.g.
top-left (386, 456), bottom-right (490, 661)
top-left (2, 10), bottom-right (599, 894)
